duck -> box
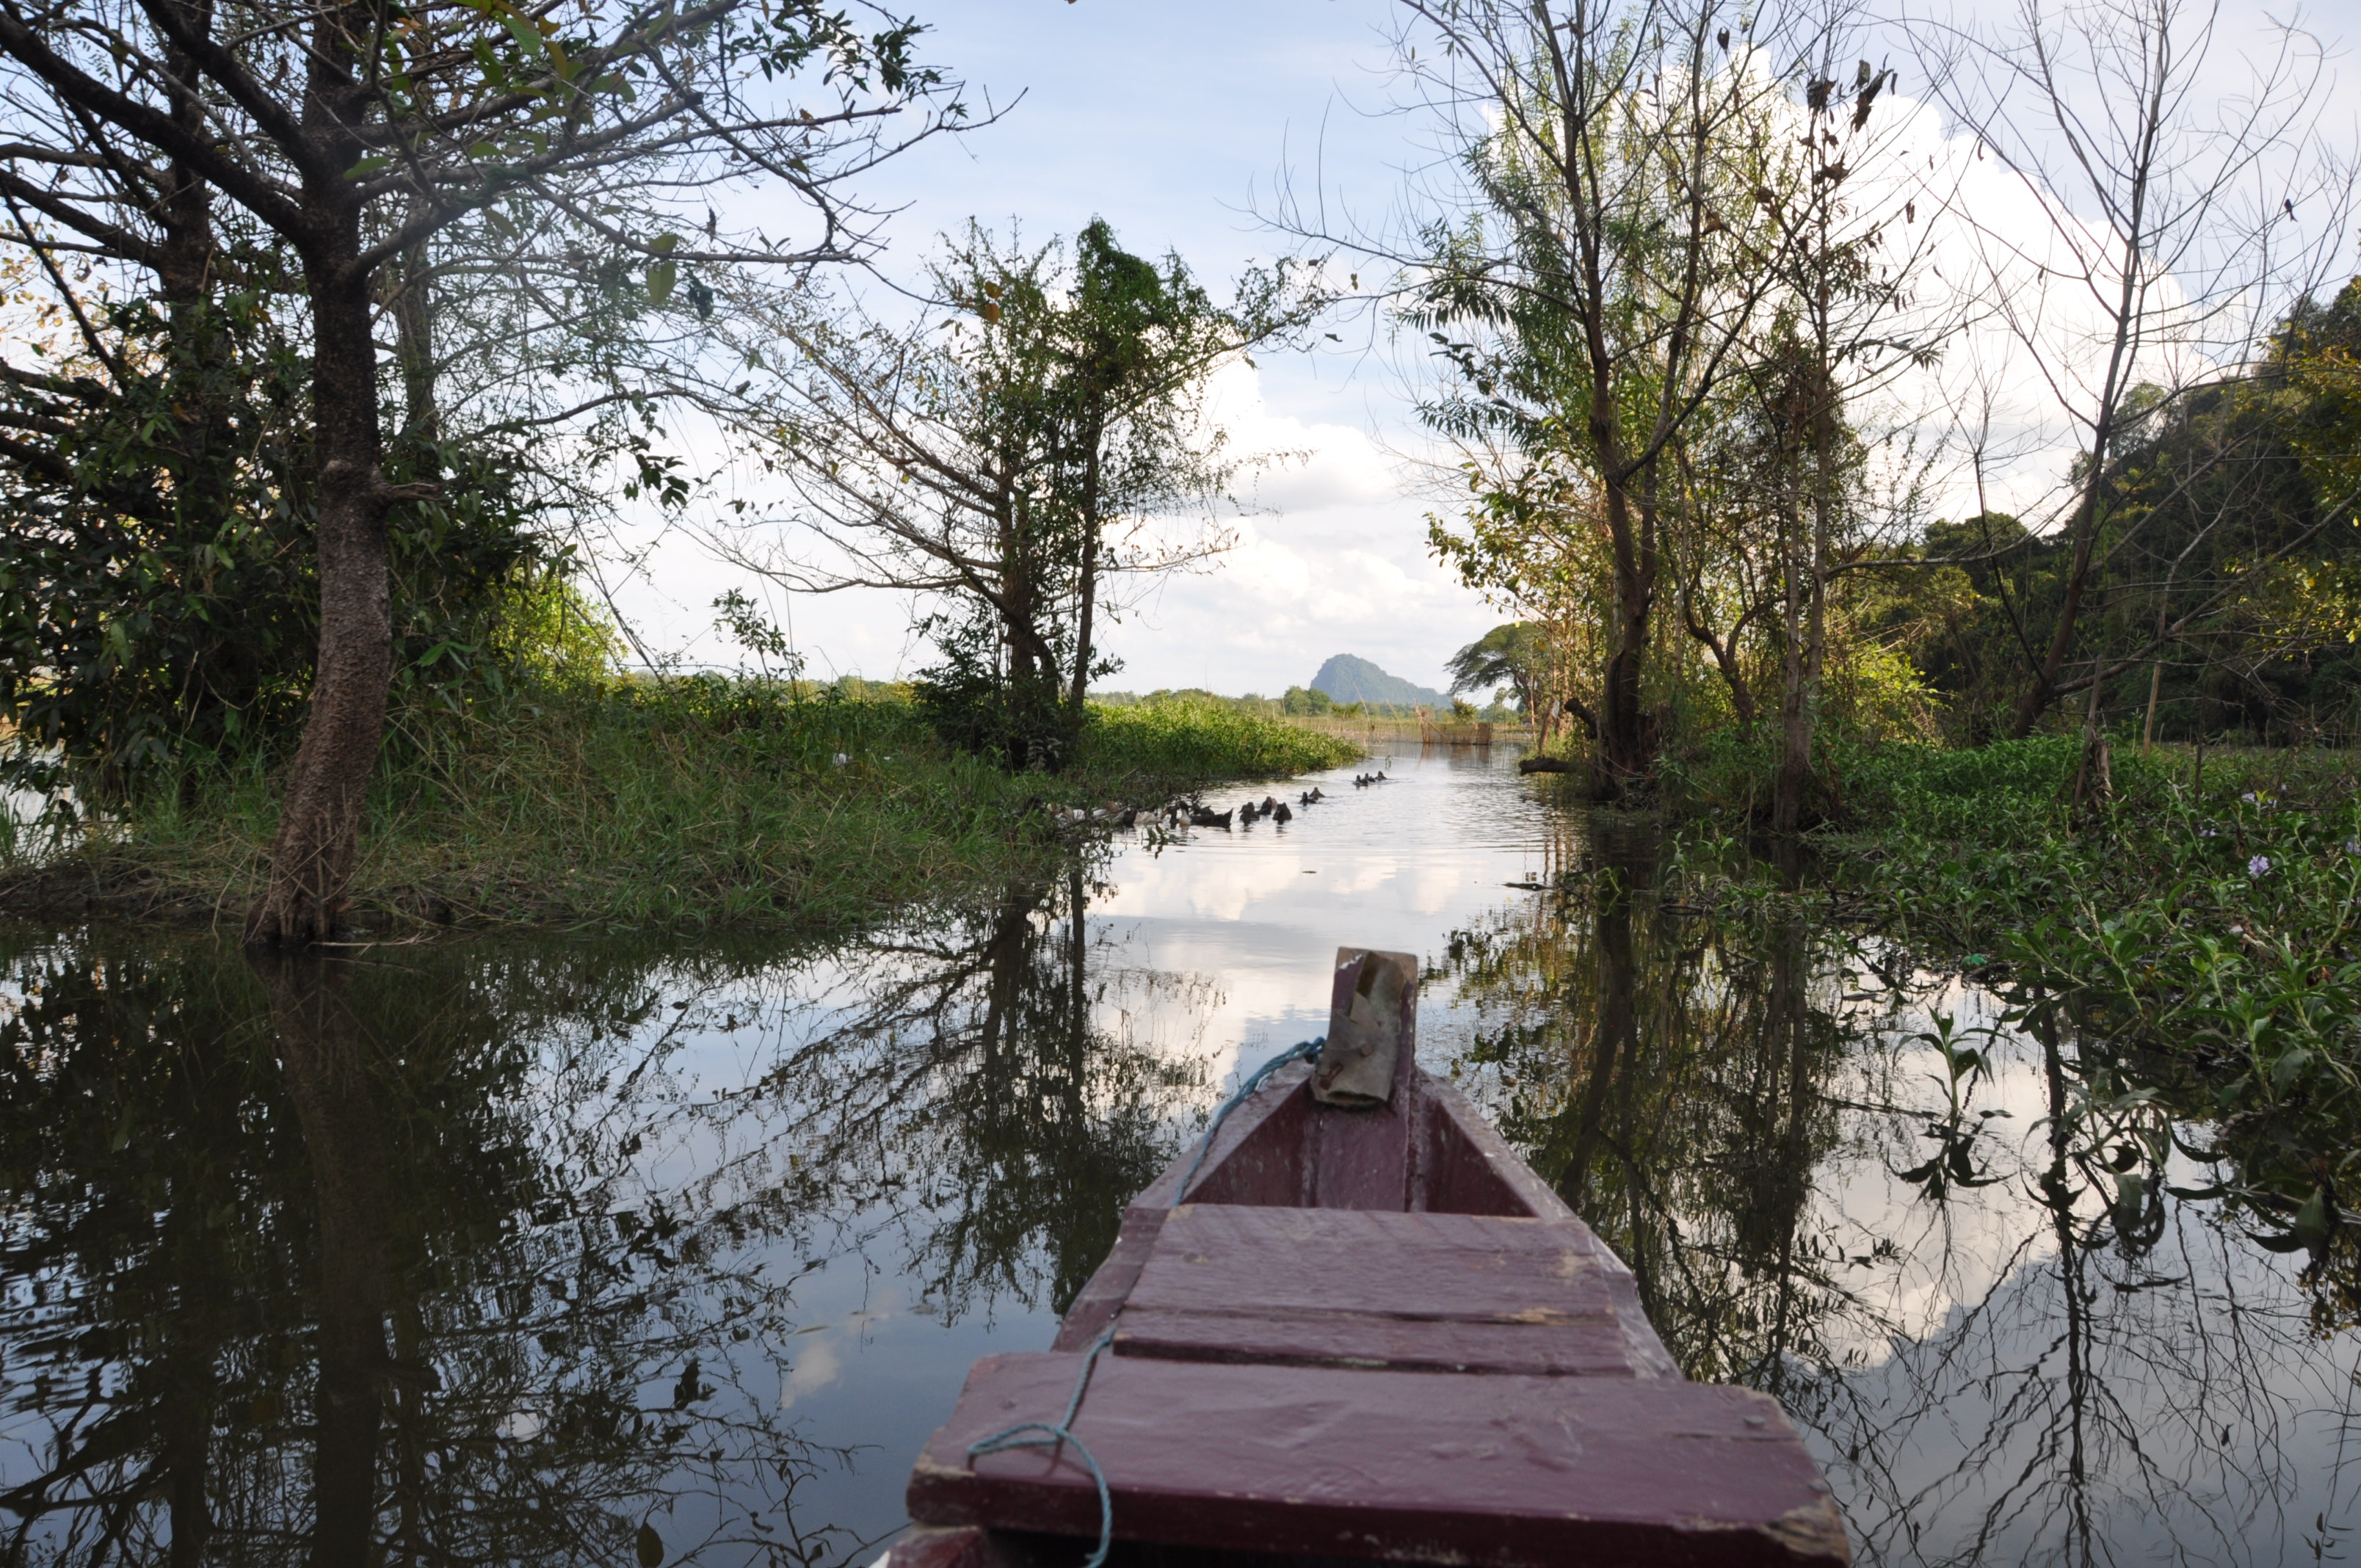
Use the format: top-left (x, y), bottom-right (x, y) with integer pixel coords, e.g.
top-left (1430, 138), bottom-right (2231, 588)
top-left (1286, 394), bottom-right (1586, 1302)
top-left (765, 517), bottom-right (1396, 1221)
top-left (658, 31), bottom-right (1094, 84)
top-left (1273, 802), bottom-right (1294, 824)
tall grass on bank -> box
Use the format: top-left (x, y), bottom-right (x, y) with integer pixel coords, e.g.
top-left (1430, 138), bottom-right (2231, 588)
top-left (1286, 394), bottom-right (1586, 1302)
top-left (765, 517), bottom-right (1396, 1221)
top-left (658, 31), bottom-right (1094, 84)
top-left (1079, 696), bottom-right (1362, 780)
top-left (1, 680), bottom-right (1360, 932)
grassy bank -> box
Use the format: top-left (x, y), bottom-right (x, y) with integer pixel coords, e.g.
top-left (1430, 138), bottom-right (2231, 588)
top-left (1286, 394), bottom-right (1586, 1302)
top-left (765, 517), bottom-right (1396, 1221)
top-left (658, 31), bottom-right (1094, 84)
top-left (0, 682), bottom-right (1359, 933)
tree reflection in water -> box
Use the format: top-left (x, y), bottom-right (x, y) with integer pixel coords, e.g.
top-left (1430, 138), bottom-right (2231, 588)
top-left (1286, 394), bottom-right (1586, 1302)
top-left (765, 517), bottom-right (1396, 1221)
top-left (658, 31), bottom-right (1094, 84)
top-left (1435, 821), bottom-right (2361, 1566)
top-left (0, 871), bottom-right (1205, 1565)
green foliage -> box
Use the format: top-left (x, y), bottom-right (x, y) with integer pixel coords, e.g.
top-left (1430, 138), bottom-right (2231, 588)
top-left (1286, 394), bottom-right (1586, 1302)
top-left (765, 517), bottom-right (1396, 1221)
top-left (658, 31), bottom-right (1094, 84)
top-left (0, 285), bottom-right (569, 791)
top-left (1720, 741), bottom-right (2361, 1273)
top-left (1446, 623), bottom-right (1550, 718)
top-left (761, 220), bottom-right (1324, 774)
top-left (1078, 696), bottom-right (1358, 780)
top-left (1281, 684), bottom-right (1332, 716)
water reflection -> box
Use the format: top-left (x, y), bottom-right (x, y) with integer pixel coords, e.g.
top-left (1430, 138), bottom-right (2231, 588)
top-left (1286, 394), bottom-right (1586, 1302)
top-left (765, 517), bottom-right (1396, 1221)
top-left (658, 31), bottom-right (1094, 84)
top-left (0, 875), bottom-right (1206, 1565)
top-left (2, 747), bottom-right (2357, 1565)
top-left (1435, 813), bottom-right (2361, 1565)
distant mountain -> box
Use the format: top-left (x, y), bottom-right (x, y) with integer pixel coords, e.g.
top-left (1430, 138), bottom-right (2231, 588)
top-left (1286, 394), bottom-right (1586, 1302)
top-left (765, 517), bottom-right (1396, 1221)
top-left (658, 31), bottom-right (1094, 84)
top-left (1308, 654), bottom-right (1447, 710)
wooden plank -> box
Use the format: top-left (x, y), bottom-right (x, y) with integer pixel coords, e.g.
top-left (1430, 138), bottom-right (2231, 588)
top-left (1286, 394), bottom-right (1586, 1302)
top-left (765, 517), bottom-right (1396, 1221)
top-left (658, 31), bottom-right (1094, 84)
top-left (1128, 1206), bottom-right (1613, 1321)
top-left (1112, 1205), bottom-right (1676, 1379)
top-left (876, 1525), bottom-right (1005, 1568)
top-left (1111, 1305), bottom-right (1653, 1377)
top-left (1133, 1064), bottom-right (1316, 1211)
top-left (1414, 1075), bottom-right (1577, 1222)
top-left (907, 1352), bottom-right (1850, 1567)
top-left (1054, 1205), bottom-right (1168, 1351)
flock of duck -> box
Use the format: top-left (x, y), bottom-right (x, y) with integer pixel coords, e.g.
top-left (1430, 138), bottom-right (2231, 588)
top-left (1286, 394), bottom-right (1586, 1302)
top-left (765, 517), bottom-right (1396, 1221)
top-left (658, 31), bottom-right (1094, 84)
top-left (1051, 772), bottom-right (1393, 834)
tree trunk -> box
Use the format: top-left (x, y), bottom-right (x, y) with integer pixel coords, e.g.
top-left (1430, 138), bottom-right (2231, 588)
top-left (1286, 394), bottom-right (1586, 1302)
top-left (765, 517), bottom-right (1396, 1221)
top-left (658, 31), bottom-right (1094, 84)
top-left (1773, 486), bottom-right (1811, 835)
top-left (1068, 411), bottom-right (1103, 712)
top-left (1595, 484), bottom-right (1657, 798)
top-left (1776, 344), bottom-right (1838, 836)
top-left (2009, 140), bottom-right (2154, 740)
top-left (391, 231), bottom-right (438, 449)
top-left (247, 248), bottom-right (394, 945)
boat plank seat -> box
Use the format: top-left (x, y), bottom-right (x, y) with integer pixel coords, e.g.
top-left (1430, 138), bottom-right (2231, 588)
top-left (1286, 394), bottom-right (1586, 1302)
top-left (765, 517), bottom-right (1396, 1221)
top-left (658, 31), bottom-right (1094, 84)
top-left (907, 1351), bottom-right (1849, 1567)
top-left (1112, 1205), bottom-right (1673, 1378)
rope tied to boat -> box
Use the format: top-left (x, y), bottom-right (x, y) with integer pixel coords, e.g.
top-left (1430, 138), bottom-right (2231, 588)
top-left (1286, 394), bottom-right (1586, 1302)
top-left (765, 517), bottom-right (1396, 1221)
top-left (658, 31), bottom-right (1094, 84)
top-left (963, 1037), bottom-right (1327, 1568)
top-left (965, 1321), bottom-right (1120, 1568)
top-left (1176, 1036), bottom-right (1324, 1201)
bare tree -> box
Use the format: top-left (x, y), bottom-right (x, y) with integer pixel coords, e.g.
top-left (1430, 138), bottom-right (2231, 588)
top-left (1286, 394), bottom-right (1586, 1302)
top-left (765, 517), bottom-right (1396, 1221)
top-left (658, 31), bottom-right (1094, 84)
top-left (0, 0), bottom-right (965, 942)
top-left (1321, 0), bottom-right (1806, 795)
top-left (1914, 0), bottom-right (2353, 738)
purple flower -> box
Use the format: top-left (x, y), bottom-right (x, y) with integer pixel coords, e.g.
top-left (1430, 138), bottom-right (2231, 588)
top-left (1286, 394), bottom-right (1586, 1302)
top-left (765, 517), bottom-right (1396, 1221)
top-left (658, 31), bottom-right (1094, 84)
top-left (2248, 854), bottom-right (2271, 878)
top-left (2346, 837), bottom-right (2360, 857)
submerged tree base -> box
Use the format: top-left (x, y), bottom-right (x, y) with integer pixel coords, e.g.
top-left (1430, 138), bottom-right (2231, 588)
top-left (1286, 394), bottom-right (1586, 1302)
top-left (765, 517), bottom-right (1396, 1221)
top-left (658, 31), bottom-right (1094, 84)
top-left (0, 681), bottom-right (1359, 934)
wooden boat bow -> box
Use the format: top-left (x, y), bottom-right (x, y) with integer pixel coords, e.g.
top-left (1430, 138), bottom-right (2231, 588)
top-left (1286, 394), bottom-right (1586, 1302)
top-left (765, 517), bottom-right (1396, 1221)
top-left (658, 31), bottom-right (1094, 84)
top-left (888, 948), bottom-right (1851, 1567)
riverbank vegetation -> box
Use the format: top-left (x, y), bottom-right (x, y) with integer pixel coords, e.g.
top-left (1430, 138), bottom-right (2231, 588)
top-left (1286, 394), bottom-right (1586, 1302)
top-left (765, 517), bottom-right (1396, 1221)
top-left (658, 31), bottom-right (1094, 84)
top-left (1, 683), bottom-right (1354, 932)
top-left (1639, 733), bottom-right (2361, 1275)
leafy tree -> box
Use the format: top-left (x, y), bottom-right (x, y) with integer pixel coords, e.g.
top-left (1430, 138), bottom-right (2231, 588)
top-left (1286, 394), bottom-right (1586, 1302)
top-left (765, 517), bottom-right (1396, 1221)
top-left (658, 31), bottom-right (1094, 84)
top-left (1446, 623), bottom-right (1548, 720)
top-left (714, 221), bottom-right (1319, 768)
top-left (1385, 0), bottom-right (1802, 794)
top-left (0, 266), bottom-right (548, 794)
top-left (0, 0), bottom-right (962, 942)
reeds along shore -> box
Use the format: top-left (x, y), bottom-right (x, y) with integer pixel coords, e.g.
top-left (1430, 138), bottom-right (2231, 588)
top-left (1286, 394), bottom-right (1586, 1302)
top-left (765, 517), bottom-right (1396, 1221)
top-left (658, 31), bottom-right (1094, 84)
top-left (0, 683), bottom-right (1359, 934)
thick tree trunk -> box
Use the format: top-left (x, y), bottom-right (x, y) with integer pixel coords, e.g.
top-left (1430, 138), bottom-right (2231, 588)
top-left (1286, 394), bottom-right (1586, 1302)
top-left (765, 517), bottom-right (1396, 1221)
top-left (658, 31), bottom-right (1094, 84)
top-left (247, 252), bottom-right (394, 945)
top-left (1595, 484), bottom-right (1658, 798)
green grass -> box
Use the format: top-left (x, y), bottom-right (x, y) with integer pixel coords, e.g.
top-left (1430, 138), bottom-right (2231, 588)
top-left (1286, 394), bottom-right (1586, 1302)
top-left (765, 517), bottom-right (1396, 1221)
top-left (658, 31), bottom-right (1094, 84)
top-left (1, 680), bottom-right (1361, 933)
top-left (1078, 694), bottom-right (1362, 780)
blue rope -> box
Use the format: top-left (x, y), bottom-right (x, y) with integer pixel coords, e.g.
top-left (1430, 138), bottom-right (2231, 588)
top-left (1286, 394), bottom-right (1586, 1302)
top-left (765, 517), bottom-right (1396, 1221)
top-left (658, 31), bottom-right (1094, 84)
top-left (966, 1323), bottom-right (1120, 1567)
top-left (1175, 1037), bottom-right (1324, 1202)
top-left (962, 1037), bottom-right (1324, 1568)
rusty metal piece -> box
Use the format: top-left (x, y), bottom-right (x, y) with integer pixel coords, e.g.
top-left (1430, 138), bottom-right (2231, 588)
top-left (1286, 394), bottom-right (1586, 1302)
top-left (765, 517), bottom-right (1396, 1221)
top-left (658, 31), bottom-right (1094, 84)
top-left (1311, 947), bottom-right (1417, 1107)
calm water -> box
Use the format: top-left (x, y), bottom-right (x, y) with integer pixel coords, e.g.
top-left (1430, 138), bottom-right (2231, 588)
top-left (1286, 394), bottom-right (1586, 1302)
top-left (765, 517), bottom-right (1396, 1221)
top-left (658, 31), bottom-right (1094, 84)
top-left (0, 748), bottom-right (2354, 1565)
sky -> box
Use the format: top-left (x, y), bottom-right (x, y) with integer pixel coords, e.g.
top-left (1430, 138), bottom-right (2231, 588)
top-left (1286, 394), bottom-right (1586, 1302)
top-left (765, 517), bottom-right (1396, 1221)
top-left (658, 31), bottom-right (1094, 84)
top-left (602, 0), bottom-right (1499, 695)
top-left (595, 0), bottom-right (2358, 697)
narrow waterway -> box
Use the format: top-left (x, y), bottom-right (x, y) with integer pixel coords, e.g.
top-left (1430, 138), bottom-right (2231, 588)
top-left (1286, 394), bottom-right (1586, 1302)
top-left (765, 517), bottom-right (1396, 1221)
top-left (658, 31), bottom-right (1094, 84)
top-left (0, 747), bottom-right (2353, 1564)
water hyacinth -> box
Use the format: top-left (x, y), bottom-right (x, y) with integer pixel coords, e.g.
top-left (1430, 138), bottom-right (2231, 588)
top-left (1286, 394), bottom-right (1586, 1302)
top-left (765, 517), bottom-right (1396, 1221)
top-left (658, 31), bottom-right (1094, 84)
top-left (2248, 854), bottom-right (2271, 878)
